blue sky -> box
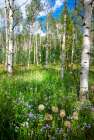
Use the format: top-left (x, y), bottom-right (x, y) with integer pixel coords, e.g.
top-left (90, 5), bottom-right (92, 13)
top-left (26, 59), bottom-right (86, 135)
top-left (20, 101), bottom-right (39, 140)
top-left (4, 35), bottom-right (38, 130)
top-left (37, 0), bottom-right (76, 21)
top-left (0, 0), bottom-right (75, 18)
top-left (0, 0), bottom-right (76, 33)
top-left (37, 0), bottom-right (76, 32)
top-left (52, 0), bottom-right (76, 18)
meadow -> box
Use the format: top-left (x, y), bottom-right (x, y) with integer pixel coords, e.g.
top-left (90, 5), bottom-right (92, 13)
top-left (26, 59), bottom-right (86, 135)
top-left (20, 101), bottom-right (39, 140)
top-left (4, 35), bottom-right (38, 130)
top-left (0, 65), bottom-right (94, 140)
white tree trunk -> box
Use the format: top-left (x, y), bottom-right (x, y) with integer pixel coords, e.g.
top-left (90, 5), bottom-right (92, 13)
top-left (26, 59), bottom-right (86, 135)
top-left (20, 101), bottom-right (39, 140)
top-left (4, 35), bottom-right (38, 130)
top-left (7, 0), bottom-right (14, 74)
top-left (5, 0), bottom-right (9, 70)
top-left (61, 12), bottom-right (66, 79)
top-left (80, 0), bottom-right (92, 100)
top-left (14, 35), bottom-right (17, 66)
top-left (34, 37), bottom-right (36, 64)
top-left (46, 44), bottom-right (48, 66)
top-left (39, 35), bottom-right (41, 63)
top-left (35, 34), bottom-right (38, 65)
top-left (45, 20), bottom-right (49, 66)
top-left (28, 26), bottom-right (32, 68)
top-left (71, 26), bottom-right (75, 64)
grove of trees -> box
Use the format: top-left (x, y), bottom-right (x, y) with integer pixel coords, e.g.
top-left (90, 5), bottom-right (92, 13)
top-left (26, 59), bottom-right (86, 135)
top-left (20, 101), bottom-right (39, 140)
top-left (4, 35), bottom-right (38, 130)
top-left (0, 0), bottom-right (94, 139)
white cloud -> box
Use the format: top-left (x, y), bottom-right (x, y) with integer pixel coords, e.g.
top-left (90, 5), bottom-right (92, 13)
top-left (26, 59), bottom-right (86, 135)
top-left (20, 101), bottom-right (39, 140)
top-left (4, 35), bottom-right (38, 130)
top-left (38, 0), bottom-right (64, 18)
top-left (52, 0), bottom-right (65, 11)
top-left (37, 0), bottom-right (51, 18)
top-left (36, 30), bottom-right (46, 36)
top-left (38, 11), bottom-right (48, 17)
top-left (32, 21), bottom-right (46, 36)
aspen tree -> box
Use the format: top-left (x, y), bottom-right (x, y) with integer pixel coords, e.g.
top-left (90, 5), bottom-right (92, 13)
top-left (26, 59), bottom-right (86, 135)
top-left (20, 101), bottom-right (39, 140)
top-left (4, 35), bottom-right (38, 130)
top-left (45, 19), bottom-right (49, 66)
top-left (5, 0), bottom-right (9, 70)
top-left (61, 1), bottom-right (67, 79)
top-left (7, 0), bottom-right (14, 74)
top-left (80, 0), bottom-right (93, 100)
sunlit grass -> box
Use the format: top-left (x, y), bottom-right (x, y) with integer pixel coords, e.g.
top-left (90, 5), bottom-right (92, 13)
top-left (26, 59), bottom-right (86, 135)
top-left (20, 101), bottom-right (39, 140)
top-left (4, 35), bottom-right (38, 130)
top-left (31, 71), bottom-right (48, 82)
top-left (15, 69), bottom-right (49, 83)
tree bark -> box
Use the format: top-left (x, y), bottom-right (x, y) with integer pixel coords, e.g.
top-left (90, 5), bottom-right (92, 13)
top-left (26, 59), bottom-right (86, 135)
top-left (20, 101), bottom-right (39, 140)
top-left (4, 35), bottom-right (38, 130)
top-left (71, 26), bottom-right (75, 64)
top-left (80, 0), bottom-right (92, 100)
top-left (61, 9), bottom-right (67, 79)
top-left (5, 0), bottom-right (9, 70)
top-left (35, 34), bottom-right (38, 65)
top-left (34, 37), bottom-right (36, 64)
top-left (7, 0), bottom-right (14, 74)
top-left (28, 25), bottom-right (32, 68)
top-left (39, 35), bottom-right (41, 63)
top-left (45, 20), bottom-right (49, 66)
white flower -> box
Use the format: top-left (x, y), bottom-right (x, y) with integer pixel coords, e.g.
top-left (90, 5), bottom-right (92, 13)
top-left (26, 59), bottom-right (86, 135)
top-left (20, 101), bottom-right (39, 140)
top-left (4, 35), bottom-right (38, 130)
top-left (60, 110), bottom-right (66, 118)
top-left (38, 104), bottom-right (45, 112)
top-left (65, 121), bottom-right (71, 129)
top-left (45, 113), bottom-right (53, 121)
top-left (52, 106), bottom-right (58, 113)
top-left (21, 121), bottom-right (29, 128)
top-left (72, 112), bottom-right (78, 120)
top-left (29, 112), bottom-right (34, 118)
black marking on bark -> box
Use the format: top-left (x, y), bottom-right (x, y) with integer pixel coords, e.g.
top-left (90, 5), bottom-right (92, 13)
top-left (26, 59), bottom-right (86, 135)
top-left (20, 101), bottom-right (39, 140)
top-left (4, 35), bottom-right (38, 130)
top-left (84, 62), bottom-right (87, 63)
top-left (86, 26), bottom-right (90, 29)
top-left (88, 1), bottom-right (93, 6)
top-left (80, 72), bottom-right (83, 75)
top-left (82, 22), bottom-right (86, 26)
top-left (81, 15), bottom-right (84, 20)
top-left (80, 0), bottom-right (84, 7)
top-left (84, 34), bottom-right (89, 37)
top-left (86, 52), bottom-right (90, 55)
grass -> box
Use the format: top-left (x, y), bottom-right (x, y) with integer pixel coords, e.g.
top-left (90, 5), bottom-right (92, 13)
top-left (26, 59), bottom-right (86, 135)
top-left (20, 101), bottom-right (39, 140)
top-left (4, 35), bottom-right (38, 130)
top-left (0, 64), bottom-right (94, 140)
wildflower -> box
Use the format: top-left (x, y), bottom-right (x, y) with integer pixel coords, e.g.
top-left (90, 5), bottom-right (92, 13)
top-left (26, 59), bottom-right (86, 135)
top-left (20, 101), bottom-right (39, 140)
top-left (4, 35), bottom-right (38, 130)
top-left (38, 104), bottom-right (45, 112)
top-left (40, 124), bottom-right (50, 132)
top-left (45, 113), bottom-right (53, 121)
top-left (72, 111), bottom-right (78, 120)
top-left (64, 121), bottom-right (71, 129)
top-left (84, 123), bottom-right (91, 129)
top-left (15, 126), bottom-right (19, 132)
top-left (87, 124), bottom-right (91, 129)
top-left (28, 112), bottom-right (34, 118)
top-left (21, 121), bottom-right (29, 128)
top-left (52, 106), bottom-right (58, 113)
top-left (60, 109), bottom-right (66, 118)
top-left (26, 104), bottom-right (32, 109)
top-left (56, 128), bottom-right (63, 134)
top-left (45, 124), bottom-right (50, 129)
top-left (67, 116), bottom-right (72, 120)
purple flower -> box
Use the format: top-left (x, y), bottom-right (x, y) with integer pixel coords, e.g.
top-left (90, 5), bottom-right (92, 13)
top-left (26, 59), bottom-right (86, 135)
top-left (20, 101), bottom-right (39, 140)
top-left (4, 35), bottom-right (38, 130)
top-left (45, 124), bottom-right (50, 129)
top-left (40, 124), bottom-right (50, 132)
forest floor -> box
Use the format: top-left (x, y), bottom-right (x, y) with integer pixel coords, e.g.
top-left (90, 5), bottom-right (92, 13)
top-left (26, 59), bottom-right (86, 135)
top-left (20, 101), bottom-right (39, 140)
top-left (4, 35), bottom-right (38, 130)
top-left (0, 64), bottom-right (94, 140)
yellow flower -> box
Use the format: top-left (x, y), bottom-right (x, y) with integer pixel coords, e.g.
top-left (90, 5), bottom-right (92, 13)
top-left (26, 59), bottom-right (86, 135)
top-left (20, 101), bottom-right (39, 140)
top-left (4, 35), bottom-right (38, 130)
top-left (72, 112), bottom-right (78, 120)
top-left (52, 106), bottom-right (58, 113)
top-left (60, 109), bottom-right (66, 118)
top-left (38, 104), bottom-right (45, 112)
top-left (45, 113), bottom-right (53, 121)
top-left (65, 121), bottom-right (71, 129)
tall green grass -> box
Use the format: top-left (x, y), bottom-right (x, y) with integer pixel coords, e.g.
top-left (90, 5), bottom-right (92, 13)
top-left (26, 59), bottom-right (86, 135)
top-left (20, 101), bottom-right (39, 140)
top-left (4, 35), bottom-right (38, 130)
top-left (0, 65), bottom-right (94, 140)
